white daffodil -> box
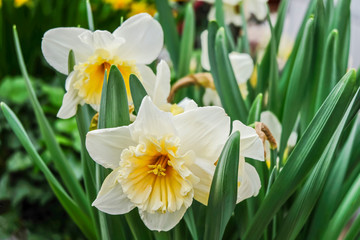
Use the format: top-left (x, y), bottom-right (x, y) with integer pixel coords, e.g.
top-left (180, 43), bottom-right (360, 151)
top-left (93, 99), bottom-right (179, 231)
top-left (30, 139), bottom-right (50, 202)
top-left (41, 13), bottom-right (163, 119)
top-left (260, 111), bottom-right (298, 164)
top-left (201, 30), bottom-right (254, 106)
top-left (86, 96), bottom-right (263, 231)
top-left (142, 60), bottom-right (197, 115)
top-left (204, 0), bottom-right (268, 27)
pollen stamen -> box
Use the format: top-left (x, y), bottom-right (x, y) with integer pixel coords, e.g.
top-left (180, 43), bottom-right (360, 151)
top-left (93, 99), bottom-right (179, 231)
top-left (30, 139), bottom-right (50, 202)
top-left (148, 155), bottom-right (169, 176)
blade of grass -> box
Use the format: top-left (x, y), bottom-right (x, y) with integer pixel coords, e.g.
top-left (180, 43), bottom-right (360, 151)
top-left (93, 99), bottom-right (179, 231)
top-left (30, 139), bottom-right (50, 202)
top-left (86, 0), bottom-right (94, 31)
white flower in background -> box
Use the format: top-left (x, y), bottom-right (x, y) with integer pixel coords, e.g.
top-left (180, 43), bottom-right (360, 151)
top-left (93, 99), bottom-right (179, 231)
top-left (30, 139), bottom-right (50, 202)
top-left (86, 96), bottom-right (264, 231)
top-left (203, 0), bottom-right (268, 27)
top-left (260, 111), bottom-right (298, 164)
top-left (143, 60), bottom-right (198, 115)
top-left (41, 13), bottom-right (163, 119)
top-left (201, 30), bottom-right (254, 105)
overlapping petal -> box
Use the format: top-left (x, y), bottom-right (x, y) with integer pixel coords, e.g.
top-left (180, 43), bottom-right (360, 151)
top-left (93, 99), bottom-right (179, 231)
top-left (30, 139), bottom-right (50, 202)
top-left (86, 126), bottom-right (136, 169)
top-left (92, 168), bottom-right (135, 214)
top-left (42, 27), bottom-right (93, 74)
top-left (113, 13), bottom-right (163, 64)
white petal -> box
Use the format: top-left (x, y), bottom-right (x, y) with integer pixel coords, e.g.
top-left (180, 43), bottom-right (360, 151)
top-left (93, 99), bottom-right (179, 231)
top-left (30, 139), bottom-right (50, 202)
top-left (260, 111), bottom-right (282, 146)
top-left (200, 30), bottom-right (211, 71)
top-left (92, 168), bottom-right (135, 214)
top-left (232, 120), bottom-right (264, 161)
top-left (245, 0), bottom-right (268, 20)
top-left (237, 161), bottom-right (261, 203)
top-left (223, 3), bottom-right (243, 27)
top-left (191, 157), bottom-right (216, 205)
top-left (57, 74), bottom-right (82, 119)
top-left (113, 13), bottom-right (163, 64)
top-left (152, 61), bottom-right (171, 107)
top-left (203, 88), bottom-right (222, 107)
top-left (173, 106), bottom-right (230, 160)
top-left (137, 64), bottom-right (156, 99)
top-left (139, 205), bottom-right (188, 231)
top-left (78, 30), bottom-right (125, 51)
top-left (288, 132), bottom-right (298, 148)
top-left (177, 98), bottom-right (198, 111)
top-left (223, 0), bottom-right (241, 6)
top-left (130, 96), bottom-right (177, 140)
top-left (229, 52), bottom-right (254, 84)
top-left (86, 126), bottom-right (136, 169)
top-left (42, 27), bottom-right (93, 75)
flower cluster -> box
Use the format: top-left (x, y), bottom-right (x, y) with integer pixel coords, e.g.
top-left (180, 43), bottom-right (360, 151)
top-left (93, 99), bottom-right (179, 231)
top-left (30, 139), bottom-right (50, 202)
top-left (42, 13), bottom-right (264, 231)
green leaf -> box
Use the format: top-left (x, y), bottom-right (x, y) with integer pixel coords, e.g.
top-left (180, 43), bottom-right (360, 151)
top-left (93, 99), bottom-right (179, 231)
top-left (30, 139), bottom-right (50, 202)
top-left (104, 65), bottom-right (130, 128)
top-left (247, 94), bottom-right (262, 125)
top-left (273, 0), bottom-right (290, 49)
top-left (184, 207), bottom-right (199, 240)
top-left (314, 29), bottom-right (338, 110)
top-left (330, 0), bottom-right (351, 75)
top-left (344, 212), bottom-right (360, 240)
top-left (322, 171), bottom-right (360, 239)
top-left (155, 0), bottom-right (180, 73)
top-left (275, 89), bottom-right (360, 240)
top-left (124, 210), bottom-right (152, 240)
top-left (1, 102), bottom-right (97, 240)
top-left (86, 0), bottom-right (95, 31)
top-left (68, 50), bottom-right (75, 74)
top-left (279, 17), bottom-right (314, 157)
top-left (259, 13), bottom-right (279, 114)
top-left (0, 77), bottom-right (29, 104)
top-left (204, 131), bottom-right (240, 240)
top-left (243, 70), bottom-right (357, 240)
top-left (129, 74), bottom-right (148, 114)
top-left (214, 0), bottom-right (235, 50)
top-left (209, 26), bottom-right (248, 122)
top-left (307, 114), bottom-right (360, 239)
top-left (177, 3), bottom-right (195, 78)
top-left (12, 25), bottom-right (91, 218)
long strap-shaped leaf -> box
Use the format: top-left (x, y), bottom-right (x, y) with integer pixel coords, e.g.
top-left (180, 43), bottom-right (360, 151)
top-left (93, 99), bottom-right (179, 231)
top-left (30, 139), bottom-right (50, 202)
top-left (204, 131), bottom-right (240, 240)
top-left (275, 89), bottom-right (360, 240)
top-left (208, 23), bottom-right (248, 122)
top-left (307, 115), bottom-right (360, 239)
top-left (155, 0), bottom-right (180, 74)
top-left (279, 17), bottom-right (314, 157)
top-left (12, 26), bottom-right (91, 218)
top-left (1, 102), bottom-right (97, 240)
top-left (243, 70), bottom-right (357, 240)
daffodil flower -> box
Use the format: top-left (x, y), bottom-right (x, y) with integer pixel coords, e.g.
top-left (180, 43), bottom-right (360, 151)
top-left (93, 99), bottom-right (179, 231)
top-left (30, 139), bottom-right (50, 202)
top-left (41, 13), bottom-right (163, 119)
top-left (204, 0), bottom-right (268, 27)
top-left (86, 96), bottom-right (264, 231)
top-left (201, 30), bottom-right (254, 106)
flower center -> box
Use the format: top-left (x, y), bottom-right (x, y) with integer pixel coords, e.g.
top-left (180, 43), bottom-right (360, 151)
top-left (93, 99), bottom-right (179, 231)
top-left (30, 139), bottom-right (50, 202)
top-left (118, 136), bottom-right (199, 213)
top-left (73, 49), bottom-right (139, 106)
top-left (148, 155), bottom-right (170, 176)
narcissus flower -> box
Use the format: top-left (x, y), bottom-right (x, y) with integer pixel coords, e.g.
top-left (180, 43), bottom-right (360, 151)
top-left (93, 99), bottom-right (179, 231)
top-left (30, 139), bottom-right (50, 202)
top-left (41, 13), bottom-right (163, 119)
top-left (86, 96), bottom-right (263, 231)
